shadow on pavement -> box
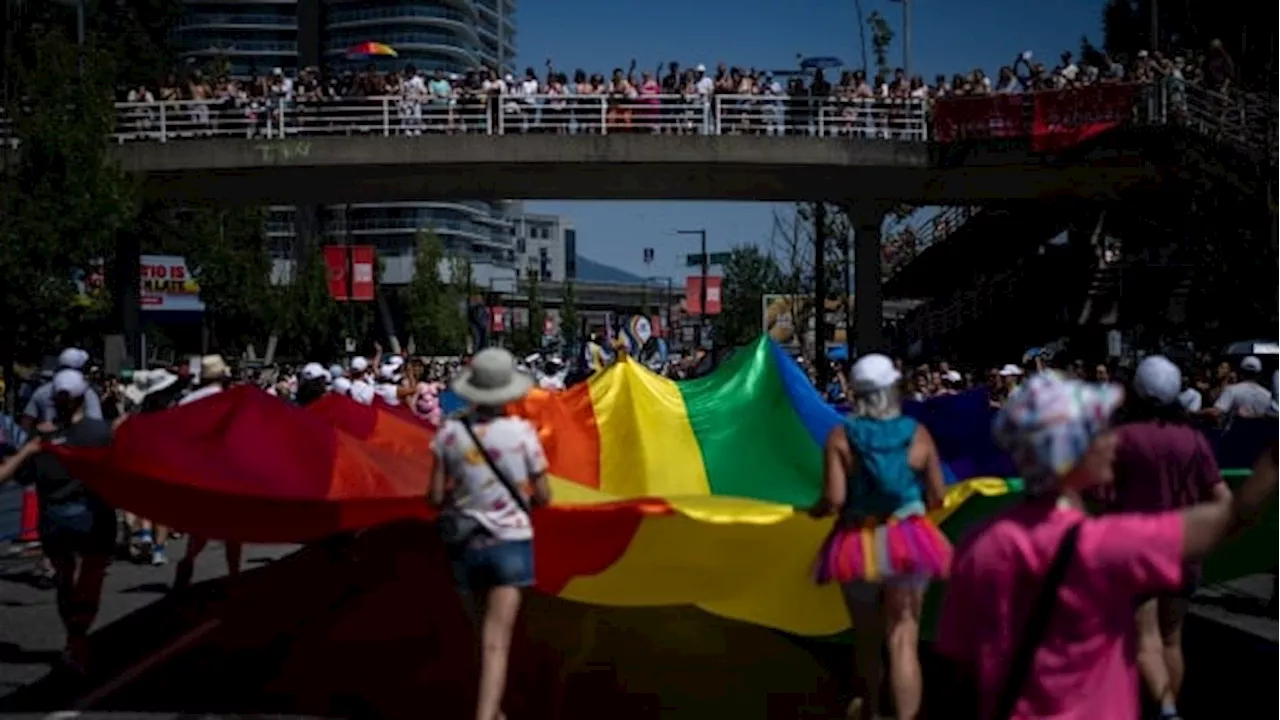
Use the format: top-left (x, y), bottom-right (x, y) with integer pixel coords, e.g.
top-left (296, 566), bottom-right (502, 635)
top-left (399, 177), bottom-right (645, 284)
top-left (0, 520), bottom-right (1272, 719)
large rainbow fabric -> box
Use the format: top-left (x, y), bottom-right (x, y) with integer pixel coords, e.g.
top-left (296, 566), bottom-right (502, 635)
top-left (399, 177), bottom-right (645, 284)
top-left (51, 336), bottom-right (1275, 636)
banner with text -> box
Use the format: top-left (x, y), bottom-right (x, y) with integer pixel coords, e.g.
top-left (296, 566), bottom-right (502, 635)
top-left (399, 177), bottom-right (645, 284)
top-left (931, 94), bottom-right (1027, 143)
top-left (684, 276), bottom-right (722, 315)
top-left (141, 255), bottom-right (204, 312)
top-left (323, 245), bottom-right (377, 301)
top-left (1031, 84), bottom-right (1136, 151)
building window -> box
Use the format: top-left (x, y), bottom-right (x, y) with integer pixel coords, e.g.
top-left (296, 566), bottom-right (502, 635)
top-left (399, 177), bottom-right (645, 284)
top-left (516, 237), bottom-right (526, 253)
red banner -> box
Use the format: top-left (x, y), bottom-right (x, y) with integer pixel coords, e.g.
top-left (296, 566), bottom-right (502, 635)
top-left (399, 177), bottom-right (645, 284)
top-left (323, 246), bottom-right (349, 301)
top-left (1031, 84), bottom-right (1136, 152)
top-left (490, 306), bottom-right (507, 333)
top-left (651, 314), bottom-right (664, 338)
top-left (684, 276), bottom-right (722, 315)
top-left (931, 94), bottom-right (1026, 142)
top-left (350, 245), bottom-right (376, 301)
top-left (324, 245), bottom-right (377, 302)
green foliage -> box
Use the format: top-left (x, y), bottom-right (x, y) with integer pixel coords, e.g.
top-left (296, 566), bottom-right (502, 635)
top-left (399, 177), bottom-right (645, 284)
top-left (866, 11), bottom-right (896, 79)
top-left (401, 232), bottom-right (467, 356)
top-left (522, 272), bottom-right (546, 354)
top-left (270, 244), bottom-right (344, 360)
top-left (716, 245), bottom-right (783, 347)
top-left (0, 28), bottom-right (134, 360)
top-left (560, 281), bottom-right (580, 350)
top-left (89, 0), bottom-right (184, 87)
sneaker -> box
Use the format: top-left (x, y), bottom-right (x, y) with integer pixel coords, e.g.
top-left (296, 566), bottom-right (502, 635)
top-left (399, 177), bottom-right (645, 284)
top-left (151, 546), bottom-right (168, 566)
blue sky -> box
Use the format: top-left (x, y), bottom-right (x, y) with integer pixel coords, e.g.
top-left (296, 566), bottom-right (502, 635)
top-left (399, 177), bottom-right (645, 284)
top-left (517, 0), bottom-right (1106, 281)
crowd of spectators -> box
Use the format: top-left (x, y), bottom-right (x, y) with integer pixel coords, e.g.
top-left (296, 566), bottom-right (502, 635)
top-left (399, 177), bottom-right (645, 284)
top-left (114, 39), bottom-right (1240, 140)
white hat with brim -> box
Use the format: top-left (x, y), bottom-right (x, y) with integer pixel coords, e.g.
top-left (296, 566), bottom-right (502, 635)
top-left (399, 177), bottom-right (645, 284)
top-left (451, 347), bottom-right (534, 407)
top-left (201, 354), bottom-right (231, 380)
top-left (124, 369), bottom-right (180, 405)
top-left (998, 364), bottom-right (1024, 376)
top-left (850, 353), bottom-right (901, 394)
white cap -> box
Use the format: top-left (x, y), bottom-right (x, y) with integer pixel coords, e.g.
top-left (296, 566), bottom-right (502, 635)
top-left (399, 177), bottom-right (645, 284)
top-left (52, 369), bottom-right (89, 398)
top-left (850, 353), bottom-right (901, 393)
top-left (1133, 355), bottom-right (1182, 405)
top-left (379, 363), bottom-right (403, 381)
top-left (695, 64), bottom-right (706, 72)
top-left (350, 356), bottom-right (369, 373)
top-left (943, 370), bottom-right (962, 383)
top-left (300, 362), bottom-right (328, 381)
top-left (998, 364), bottom-right (1024, 376)
top-left (328, 364), bottom-right (345, 379)
top-left (1240, 355), bottom-right (1262, 373)
top-left (331, 377), bottom-right (352, 395)
top-left (58, 348), bottom-right (89, 370)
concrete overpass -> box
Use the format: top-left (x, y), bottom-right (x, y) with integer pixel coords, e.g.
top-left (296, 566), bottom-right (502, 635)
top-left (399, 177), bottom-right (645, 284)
top-left (96, 133), bottom-right (1162, 205)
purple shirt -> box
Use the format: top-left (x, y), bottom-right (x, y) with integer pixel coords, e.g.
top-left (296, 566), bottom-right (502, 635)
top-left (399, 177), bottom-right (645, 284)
top-left (1110, 422), bottom-right (1222, 513)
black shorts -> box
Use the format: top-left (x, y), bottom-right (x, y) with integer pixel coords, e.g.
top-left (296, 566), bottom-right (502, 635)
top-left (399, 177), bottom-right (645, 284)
top-left (39, 499), bottom-right (117, 559)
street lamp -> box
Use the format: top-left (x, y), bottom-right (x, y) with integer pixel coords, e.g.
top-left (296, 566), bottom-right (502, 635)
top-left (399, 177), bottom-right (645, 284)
top-left (888, 0), bottom-right (911, 78)
top-left (675, 229), bottom-right (708, 347)
top-left (644, 275), bottom-right (674, 344)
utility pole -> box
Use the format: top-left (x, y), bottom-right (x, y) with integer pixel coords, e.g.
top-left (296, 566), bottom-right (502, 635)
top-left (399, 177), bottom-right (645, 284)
top-left (890, 0), bottom-right (912, 77)
top-left (677, 229), bottom-right (708, 348)
top-left (813, 203), bottom-right (829, 390)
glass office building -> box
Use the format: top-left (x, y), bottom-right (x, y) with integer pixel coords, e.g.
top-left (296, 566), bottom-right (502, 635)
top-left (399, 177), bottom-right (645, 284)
top-left (175, 0), bottom-right (520, 285)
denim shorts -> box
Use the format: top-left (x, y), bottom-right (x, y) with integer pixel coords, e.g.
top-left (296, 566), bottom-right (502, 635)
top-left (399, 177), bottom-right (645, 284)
top-left (448, 538), bottom-right (535, 591)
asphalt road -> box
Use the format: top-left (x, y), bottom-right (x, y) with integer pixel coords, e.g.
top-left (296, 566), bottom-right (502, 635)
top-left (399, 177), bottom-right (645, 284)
top-left (0, 520), bottom-right (1274, 719)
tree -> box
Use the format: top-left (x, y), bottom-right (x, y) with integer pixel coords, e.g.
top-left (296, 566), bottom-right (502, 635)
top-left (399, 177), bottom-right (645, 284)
top-left (401, 231), bottom-right (467, 356)
top-left (522, 271), bottom-right (546, 354)
top-left (560, 280), bottom-right (580, 351)
top-left (716, 246), bottom-right (783, 347)
top-left (866, 11), bottom-right (896, 79)
top-left (268, 243), bottom-right (344, 360)
top-left (0, 28), bottom-right (135, 366)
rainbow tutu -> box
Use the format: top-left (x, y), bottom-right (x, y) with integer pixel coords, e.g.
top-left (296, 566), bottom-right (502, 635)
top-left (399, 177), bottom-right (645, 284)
top-left (814, 514), bottom-right (953, 585)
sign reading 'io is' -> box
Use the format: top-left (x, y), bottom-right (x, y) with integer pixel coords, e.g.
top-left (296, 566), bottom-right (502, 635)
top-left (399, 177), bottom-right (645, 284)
top-left (140, 254), bottom-right (205, 312)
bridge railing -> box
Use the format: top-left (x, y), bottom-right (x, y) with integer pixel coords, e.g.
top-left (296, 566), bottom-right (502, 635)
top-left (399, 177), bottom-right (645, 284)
top-left (102, 94), bottom-right (931, 143)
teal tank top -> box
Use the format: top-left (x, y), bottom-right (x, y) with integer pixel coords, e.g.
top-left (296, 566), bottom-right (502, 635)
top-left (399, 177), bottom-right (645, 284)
top-left (839, 415), bottom-right (925, 523)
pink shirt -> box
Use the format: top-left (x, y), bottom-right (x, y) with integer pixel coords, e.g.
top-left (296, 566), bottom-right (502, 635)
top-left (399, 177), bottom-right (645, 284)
top-left (937, 503), bottom-right (1184, 720)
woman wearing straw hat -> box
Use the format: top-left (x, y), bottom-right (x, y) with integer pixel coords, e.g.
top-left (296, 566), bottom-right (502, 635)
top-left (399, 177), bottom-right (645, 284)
top-left (429, 347), bottom-right (551, 720)
top-left (173, 355), bottom-right (243, 591)
top-left (934, 372), bottom-right (1277, 720)
top-left (810, 353), bottom-right (951, 720)
top-left (118, 368), bottom-right (184, 565)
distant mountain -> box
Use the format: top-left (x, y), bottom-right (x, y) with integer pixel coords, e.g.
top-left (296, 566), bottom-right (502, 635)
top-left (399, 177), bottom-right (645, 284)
top-left (575, 255), bottom-right (649, 284)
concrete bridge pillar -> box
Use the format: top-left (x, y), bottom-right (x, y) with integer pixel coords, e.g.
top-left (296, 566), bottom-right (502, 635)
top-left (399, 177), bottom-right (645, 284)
top-left (848, 202), bottom-right (891, 356)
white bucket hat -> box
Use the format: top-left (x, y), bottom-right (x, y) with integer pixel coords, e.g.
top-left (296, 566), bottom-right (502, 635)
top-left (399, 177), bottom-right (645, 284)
top-left (450, 347), bottom-right (533, 407)
top-left (201, 354), bottom-right (231, 381)
top-left (1133, 355), bottom-right (1181, 405)
top-left (124, 369), bottom-right (180, 405)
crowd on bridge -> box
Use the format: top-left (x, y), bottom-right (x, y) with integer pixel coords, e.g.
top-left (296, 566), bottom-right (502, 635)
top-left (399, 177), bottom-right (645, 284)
top-left (114, 38), bottom-right (1240, 140)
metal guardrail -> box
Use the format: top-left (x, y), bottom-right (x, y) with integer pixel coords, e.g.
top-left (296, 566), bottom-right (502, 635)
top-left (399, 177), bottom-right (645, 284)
top-left (66, 94), bottom-right (930, 143)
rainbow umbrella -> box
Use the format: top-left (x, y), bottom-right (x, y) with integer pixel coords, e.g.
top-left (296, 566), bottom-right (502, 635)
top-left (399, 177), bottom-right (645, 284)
top-left (346, 41), bottom-right (397, 58)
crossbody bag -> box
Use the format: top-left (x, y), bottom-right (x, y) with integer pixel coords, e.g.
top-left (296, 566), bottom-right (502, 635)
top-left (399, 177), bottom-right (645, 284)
top-left (436, 418), bottom-right (532, 547)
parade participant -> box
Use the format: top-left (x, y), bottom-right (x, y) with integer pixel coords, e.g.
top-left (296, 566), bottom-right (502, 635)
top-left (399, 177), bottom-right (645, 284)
top-left (584, 333), bottom-right (607, 374)
top-left (538, 356), bottom-right (568, 391)
top-left (331, 376), bottom-right (353, 396)
top-left (811, 353), bottom-right (950, 720)
top-left (935, 372), bottom-right (1278, 720)
top-left (119, 368), bottom-right (183, 565)
top-left (21, 347), bottom-right (103, 433)
top-left (173, 356), bottom-right (242, 591)
top-left (1209, 355), bottom-right (1272, 420)
top-left (349, 355), bottom-right (374, 399)
top-left (296, 362), bottom-right (331, 406)
top-left (430, 347), bottom-right (550, 720)
top-left (1106, 356), bottom-right (1230, 719)
top-left (0, 369), bottom-right (114, 673)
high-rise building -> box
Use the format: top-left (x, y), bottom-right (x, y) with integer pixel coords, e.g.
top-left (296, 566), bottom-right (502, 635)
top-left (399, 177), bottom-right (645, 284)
top-left (511, 211), bottom-right (575, 283)
top-left (175, 0), bottom-right (520, 286)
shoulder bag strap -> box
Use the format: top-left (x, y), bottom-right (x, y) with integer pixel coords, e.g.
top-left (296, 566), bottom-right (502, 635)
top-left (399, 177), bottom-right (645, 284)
top-left (460, 418), bottom-right (531, 515)
top-left (992, 521), bottom-right (1082, 720)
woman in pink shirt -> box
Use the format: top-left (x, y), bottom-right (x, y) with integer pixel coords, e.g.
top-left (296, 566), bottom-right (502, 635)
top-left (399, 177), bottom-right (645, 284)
top-left (935, 372), bottom-right (1277, 720)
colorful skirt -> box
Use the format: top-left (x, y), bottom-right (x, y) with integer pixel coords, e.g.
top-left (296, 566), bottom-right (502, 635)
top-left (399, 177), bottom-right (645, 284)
top-left (814, 514), bottom-right (953, 585)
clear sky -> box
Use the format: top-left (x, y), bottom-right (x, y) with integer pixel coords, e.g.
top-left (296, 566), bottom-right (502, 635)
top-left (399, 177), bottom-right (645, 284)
top-left (516, 0), bottom-right (1106, 282)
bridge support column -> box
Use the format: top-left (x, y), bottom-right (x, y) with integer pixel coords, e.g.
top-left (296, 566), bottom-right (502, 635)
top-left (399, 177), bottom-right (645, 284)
top-left (848, 202), bottom-right (890, 356)
top-left (110, 229), bottom-right (141, 369)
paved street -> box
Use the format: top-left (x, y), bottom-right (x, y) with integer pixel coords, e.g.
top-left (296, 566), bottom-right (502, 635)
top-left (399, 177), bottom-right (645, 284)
top-left (0, 517), bottom-right (1273, 719)
top-left (0, 527), bottom-right (296, 701)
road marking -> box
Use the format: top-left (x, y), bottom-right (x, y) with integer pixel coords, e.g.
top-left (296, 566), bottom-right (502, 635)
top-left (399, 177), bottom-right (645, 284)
top-left (67, 617), bottom-right (222, 710)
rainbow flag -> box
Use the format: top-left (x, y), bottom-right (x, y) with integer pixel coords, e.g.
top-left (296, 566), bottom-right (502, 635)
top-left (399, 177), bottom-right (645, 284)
top-left (50, 336), bottom-right (1273, 637)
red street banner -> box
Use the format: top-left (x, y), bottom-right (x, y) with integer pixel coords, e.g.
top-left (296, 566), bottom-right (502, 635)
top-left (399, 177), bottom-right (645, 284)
top-left (323, 246), bottom-right (348, 301)
top-left (684, 276), bottom-right (722, 315)
top-left (543, 316), bottom-right (555, 336)
top-left (651, 314), bottom-right (664, 338)
top-left (323, 245), bottom-right (377, 302)
top-left (350, 245), bottom-right (376, 301)
top-left (490, 306), bottom-right (507, 333)
top-left (931, 94), bottom-right (1026, 142)
top-left (1031, 84), bottom-right (1136, 152)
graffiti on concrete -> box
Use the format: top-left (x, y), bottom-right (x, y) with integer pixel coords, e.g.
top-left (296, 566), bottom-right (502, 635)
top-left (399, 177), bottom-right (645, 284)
top-left (254, 140), bottom-right (312, 164)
